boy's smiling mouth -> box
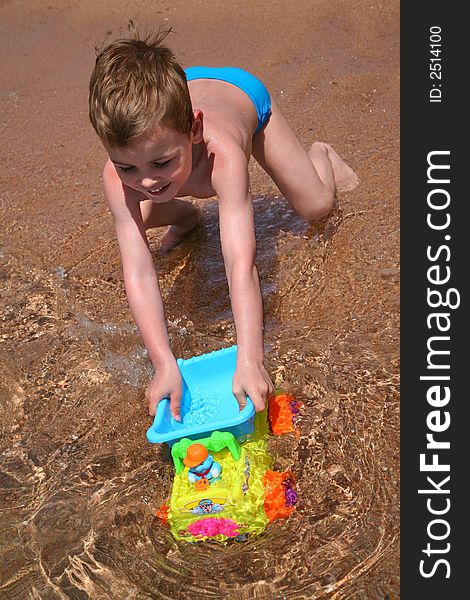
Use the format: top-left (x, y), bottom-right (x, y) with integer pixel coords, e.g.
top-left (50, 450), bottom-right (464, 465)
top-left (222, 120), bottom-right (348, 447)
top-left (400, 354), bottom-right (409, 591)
top-left (145, 183), bottom-right (171, 197)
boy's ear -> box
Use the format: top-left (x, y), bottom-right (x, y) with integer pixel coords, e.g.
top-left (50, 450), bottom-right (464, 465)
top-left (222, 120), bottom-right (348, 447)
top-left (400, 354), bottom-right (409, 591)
top-left (191, 109), bottom-right (204, 144)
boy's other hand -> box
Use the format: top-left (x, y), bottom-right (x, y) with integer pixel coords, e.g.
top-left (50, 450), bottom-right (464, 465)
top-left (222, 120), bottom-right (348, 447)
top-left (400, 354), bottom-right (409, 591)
top-left (145, 360), bottom-right (182, 421)
top-left (232, 363), bottom-right (274, 413)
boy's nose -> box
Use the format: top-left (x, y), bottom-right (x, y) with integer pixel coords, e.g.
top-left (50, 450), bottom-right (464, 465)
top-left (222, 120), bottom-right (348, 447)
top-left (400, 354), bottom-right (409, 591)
top-left (140, 177), bottom-right (159, 189)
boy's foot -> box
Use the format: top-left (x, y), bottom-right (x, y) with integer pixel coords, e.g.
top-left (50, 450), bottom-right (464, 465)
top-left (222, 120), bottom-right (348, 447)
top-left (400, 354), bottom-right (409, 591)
top-left (312, 142), bottom-right (359, 192)
top-left (159, 206), bottom-right (203, 254)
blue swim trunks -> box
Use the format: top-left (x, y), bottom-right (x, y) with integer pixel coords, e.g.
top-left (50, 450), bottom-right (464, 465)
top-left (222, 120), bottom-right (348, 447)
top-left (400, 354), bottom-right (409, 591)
top-left (184, 66), bottom-right (272, 134)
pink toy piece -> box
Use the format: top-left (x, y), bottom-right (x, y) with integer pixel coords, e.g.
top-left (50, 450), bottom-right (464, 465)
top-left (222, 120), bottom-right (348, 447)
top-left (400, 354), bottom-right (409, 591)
top-left (187, 517), bottom-right (240, 538)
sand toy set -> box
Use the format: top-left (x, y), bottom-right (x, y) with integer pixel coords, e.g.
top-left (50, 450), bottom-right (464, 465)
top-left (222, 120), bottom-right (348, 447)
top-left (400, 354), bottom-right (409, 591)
top-left (147, 346), bottom-right (300, 542)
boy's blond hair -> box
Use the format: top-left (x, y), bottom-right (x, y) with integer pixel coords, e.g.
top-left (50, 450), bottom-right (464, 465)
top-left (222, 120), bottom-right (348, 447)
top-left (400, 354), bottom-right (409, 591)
top-left (89, 27), bottom-right (193, 147)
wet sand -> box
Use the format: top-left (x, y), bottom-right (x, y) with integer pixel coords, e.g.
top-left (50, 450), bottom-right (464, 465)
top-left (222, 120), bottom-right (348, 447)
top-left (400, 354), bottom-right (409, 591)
top-left (0, 1), bottom-right (399, 599)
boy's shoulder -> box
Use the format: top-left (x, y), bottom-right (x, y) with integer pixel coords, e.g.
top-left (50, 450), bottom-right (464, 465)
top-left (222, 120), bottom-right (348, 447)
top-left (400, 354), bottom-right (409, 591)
top-left (200, 115), bottom-right (254, 171)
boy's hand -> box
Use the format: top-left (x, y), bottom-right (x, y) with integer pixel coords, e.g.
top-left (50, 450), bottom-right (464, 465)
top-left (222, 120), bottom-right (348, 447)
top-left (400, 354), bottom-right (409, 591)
top-left (232, 362), bottom-right (274, 413)
top-left (145, 360), bottom-right (183, 421)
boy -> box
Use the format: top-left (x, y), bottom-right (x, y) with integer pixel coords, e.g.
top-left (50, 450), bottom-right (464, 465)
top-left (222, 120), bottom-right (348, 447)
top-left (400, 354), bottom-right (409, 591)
top-left (88, 29), bottom-right (358, 421)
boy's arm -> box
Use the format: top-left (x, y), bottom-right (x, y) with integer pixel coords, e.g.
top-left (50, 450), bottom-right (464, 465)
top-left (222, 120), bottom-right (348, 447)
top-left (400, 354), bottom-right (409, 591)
top-left (212, 147), bottom-right (274, 412)
top-left (103, 162), bottom-right (182, 419)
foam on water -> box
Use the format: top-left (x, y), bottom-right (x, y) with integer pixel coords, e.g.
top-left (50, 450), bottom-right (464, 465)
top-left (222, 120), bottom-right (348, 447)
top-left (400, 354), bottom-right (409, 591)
top-left (181, 393), bottom-right (226, 427)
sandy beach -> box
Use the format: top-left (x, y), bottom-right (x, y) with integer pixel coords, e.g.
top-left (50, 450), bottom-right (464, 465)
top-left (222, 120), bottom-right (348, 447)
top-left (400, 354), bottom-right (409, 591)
top-left (0, 1), bottom-right (399, 598)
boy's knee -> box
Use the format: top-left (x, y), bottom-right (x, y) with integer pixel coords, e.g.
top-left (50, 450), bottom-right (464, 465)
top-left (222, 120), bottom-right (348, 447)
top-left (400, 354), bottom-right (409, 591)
top-left (298, 190), bottom-right (334, 222)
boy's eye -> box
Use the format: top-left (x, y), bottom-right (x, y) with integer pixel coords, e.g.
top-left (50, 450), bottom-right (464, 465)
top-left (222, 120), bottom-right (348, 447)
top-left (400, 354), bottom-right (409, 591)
top-left (115, 158), bottom-right (172, 172)
top-left (154, 159), bottom-right (172, 168)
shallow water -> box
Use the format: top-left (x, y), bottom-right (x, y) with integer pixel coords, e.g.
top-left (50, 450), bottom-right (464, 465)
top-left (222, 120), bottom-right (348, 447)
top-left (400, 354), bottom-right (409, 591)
top-left (0, 1), bottom-right (399, 598)
top-left (0, 196), bottom-right (399, 599)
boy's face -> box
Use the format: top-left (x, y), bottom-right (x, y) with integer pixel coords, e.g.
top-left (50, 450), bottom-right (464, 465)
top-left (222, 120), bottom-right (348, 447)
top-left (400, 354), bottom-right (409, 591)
top-left (106, 118), bottom-right (201, 203)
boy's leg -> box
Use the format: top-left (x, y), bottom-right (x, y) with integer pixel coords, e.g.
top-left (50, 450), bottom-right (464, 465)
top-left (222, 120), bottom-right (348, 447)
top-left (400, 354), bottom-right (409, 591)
top-left (252, 99), bottom-right (358, 221)
top-left (141, 198), bottom-right (202, 253)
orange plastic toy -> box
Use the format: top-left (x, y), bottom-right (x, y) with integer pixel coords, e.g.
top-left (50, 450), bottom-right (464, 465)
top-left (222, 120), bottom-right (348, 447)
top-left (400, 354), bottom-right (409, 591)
top-left (195, 477), bottom-right (210, 491)
top-left (155, 501), bottom-right (169, 524)
top-left (268, 394), bottom-right (302, 435)
top-left (263, 470), bottom-right (297, 521)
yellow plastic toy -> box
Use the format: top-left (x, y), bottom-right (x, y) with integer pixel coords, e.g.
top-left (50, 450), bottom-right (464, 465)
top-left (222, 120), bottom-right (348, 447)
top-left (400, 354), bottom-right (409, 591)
top-left (157, 408), bottom-right (299, 543)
